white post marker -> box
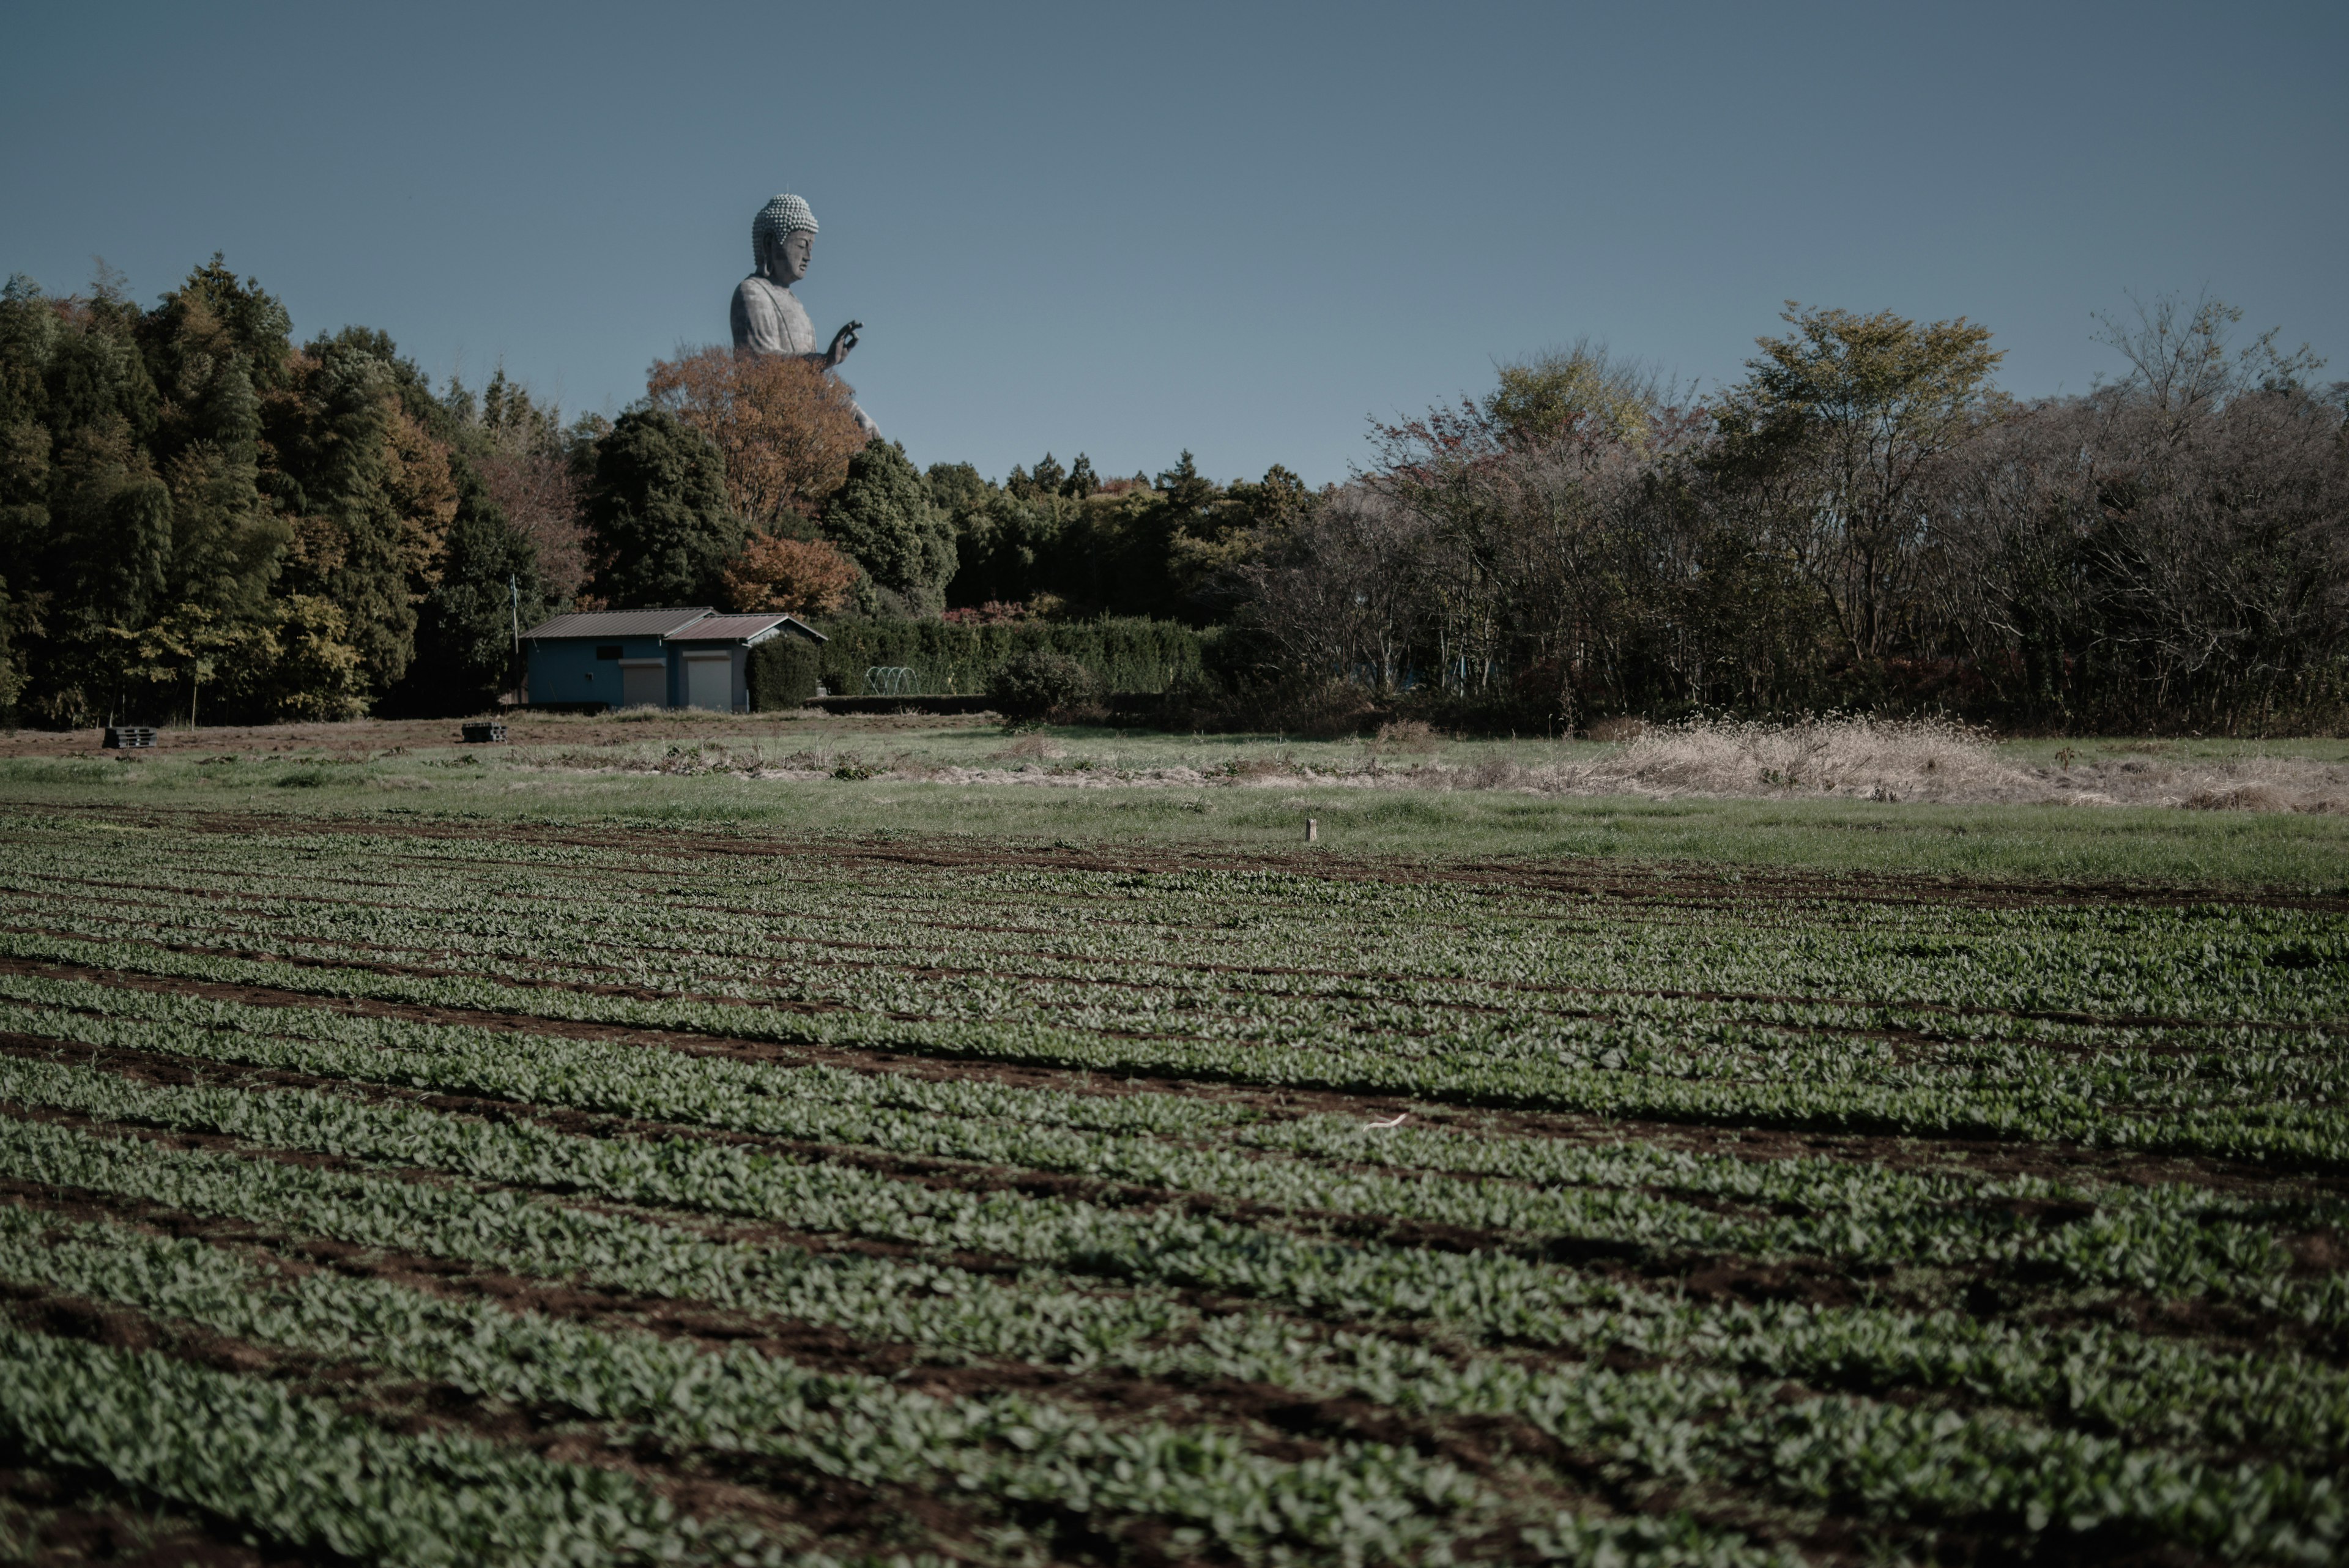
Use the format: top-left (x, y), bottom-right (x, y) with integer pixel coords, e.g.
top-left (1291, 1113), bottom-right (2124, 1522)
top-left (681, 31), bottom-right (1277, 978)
top-left (1306, 817), bottom-right (1318, 843)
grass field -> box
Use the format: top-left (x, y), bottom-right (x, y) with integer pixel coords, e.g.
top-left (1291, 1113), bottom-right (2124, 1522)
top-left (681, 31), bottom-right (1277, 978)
top-left (2, 712), bottom-right (2348, 889)
top-left (0, 778), bottom-right (2343, 1566)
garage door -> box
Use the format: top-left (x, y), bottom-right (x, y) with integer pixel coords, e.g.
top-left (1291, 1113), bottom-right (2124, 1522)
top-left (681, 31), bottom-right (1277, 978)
top-left (619, 660), bottom-right (666, 708)
top-left (683, 654), bottom-right (732, 712)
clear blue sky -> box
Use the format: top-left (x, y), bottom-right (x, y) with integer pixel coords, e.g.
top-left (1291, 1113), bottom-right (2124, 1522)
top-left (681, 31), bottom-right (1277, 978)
top-left (4, 1), bottom-right (2340, 487)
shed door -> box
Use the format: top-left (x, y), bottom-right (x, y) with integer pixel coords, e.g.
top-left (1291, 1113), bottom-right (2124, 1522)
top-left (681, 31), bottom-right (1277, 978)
top-left (619, 660), bottom-right (666, 708)
top-left (683, 653), bottom-right (731, 712)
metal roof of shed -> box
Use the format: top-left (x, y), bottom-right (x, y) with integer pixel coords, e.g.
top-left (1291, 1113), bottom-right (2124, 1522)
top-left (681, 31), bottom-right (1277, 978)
top-left (667, 613), bottom-right (827, 645)
top-left (523, 608), bottom-right (713, 640)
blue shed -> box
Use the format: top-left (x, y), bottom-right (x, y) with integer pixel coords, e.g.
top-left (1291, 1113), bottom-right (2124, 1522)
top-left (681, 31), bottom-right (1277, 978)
top-left (521, 608), bottom-right (825, 712)
top-left (522, 608), bottom-right (712, 710)
top-left (665, 614), bottom-right (823, 713)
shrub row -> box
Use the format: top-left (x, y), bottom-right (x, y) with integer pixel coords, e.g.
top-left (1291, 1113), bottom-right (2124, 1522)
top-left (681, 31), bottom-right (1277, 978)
top-left (749, 616), bottom-right (1209, 705)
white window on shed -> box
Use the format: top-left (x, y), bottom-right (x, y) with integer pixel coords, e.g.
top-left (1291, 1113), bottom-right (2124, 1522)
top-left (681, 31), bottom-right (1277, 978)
top-left (618, 658), bottom-right (666, 708)
top-left (683, 652), bottom-right (731, 712)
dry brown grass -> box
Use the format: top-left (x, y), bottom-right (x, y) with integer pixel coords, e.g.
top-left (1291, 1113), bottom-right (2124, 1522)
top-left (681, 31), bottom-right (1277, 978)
top-left (1371, 719), bottom-right (1442, 754)
top-left (1506, 716), bottom-right (2349, 812)
top-left (991, 734), bottom-right (1066, 762)
top-left (1222, 753), bottom-right (1299, 781)
top-left (1575, 716), bottom-right (2024, 803)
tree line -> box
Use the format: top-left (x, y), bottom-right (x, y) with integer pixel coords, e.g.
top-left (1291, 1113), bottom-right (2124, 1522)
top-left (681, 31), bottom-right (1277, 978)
top-left (0, 262), bottom-right (579, 725)
top-left (0, 259), bottom-right (1312, 726)
top-left (2, 256), bottom-right (2339, 733)
top-left (1241, 300), bottom-right (2347, 735)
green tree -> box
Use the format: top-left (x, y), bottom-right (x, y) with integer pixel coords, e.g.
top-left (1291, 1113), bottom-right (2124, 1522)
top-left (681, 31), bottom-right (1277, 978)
top-left (988, 647), bottom-right (1099, 718)
top-left (1711, 304), bottom-right (2005, 664)
top-left (15, 272), bottom-right (176, 723)
top-left (139, 261), bottom-right (289, 622)
top-left (0, 276), bottom-right (57, 574)
top-left (925, 461), bottom-right (989, 520)
top-left (1486, 340), bottom-right (1669, 450)
top-left (583, 409), bottom-right (744, 607)
top-left (260, 326), bottom-right (464, 696)
top-left (823, 439), bottom-right (954, 615)
top-left (392, 463), bottom-right (546, 715)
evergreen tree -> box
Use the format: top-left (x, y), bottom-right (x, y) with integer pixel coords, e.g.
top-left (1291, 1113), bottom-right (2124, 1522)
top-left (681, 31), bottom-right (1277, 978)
top-left (822, 438), bottom-right (955, 615)
top-left (582, 409), bottom-right (744, 607)
top-left (138, 266), bottom-right (289, 622)
top-left (0, 276), bottom-right (57, 575)
top-left (393, 463), bottom-right (545, 715)
top-left (20, 273), bottom-right (172, 721)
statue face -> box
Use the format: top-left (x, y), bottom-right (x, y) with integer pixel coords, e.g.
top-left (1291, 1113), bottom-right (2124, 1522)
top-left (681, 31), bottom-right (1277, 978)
top-left (766, 229), bottom-right (813, 285)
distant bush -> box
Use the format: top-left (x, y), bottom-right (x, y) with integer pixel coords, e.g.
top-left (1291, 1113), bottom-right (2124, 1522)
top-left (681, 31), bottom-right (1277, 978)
top-left (746, 636), bottom-right (822, 710)
top-left (812, 617), bottom-right (1206, 698)
top-left (989, 650), bottom-right (1100, 719)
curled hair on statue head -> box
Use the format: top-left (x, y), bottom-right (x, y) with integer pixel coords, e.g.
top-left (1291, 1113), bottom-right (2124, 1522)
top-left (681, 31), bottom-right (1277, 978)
top-left (752, 194), bottom-right (818, 267)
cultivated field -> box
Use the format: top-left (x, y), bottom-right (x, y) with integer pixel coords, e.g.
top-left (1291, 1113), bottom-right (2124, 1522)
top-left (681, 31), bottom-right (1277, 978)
top-left (0, 793), bottom-right (2345, 1565)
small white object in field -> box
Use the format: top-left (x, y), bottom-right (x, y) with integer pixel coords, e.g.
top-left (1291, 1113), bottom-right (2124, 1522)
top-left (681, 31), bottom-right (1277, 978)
top-left (1364, 1112), bottom-right (1408, 1129)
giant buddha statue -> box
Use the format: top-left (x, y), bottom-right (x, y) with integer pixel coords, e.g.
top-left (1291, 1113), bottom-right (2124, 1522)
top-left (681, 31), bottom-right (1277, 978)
top-left (730, 193), bottom-right (878, 436)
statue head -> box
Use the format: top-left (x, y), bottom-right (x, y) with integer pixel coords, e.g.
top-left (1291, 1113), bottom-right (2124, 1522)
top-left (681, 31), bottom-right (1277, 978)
top-left (752, 193), bottom-right (818, 286)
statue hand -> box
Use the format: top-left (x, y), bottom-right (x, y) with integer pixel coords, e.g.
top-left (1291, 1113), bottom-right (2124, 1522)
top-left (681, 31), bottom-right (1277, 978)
top-left (826, 321), bottom-right (862, 366)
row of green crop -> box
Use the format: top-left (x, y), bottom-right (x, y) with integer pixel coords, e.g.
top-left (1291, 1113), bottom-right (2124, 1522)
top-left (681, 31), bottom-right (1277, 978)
top-left (7, 909), bottom-right (2338, 1178)
top-left (4, 1114), bottom-right (2342, 1563)
top-left (31, 861), bottom-right (2328, 1066)
top-left (0, 967), bottom-right (2121, 1208)
top-left (77, 878), bottom-right (2346, 1118)
top-left (5, 973), bottom-right (2340, 1316)
top-left (10, 819), bottom-right (2347, 1027)
top-left (9, 861), bottom-right (2343, 1104)
top-left (0, 1321), bottom-right (760, 1567)
top-left (7, 812), bottom-right (2345, 1564)
top-left (6, 1093), bottom-right (2340, 1474)
top-left (12, 918), bottom-right (2349, 1172)
top-left (7, 1043), bottom-right (2348, 1455)
top-left (8, 852), bottom-right (2337, 1088)
top-left (0, 1203), bottom-right (1523, 1568)
top-left (24, 883), bottom-right (2344, 1152)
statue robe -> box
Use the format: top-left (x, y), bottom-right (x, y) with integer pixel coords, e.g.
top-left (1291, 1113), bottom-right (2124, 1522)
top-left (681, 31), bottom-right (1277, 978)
top-left (730, 273), bottom-right (818, 357)
top-left (729, 273), bottom-right (879, 437)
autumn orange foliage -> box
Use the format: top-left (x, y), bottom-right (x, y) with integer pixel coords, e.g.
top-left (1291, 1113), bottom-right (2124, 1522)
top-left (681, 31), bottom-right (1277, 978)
top-left (646, 347), bottom-right (867, 528)
top-left (722, 534), bottom-right (861, 616)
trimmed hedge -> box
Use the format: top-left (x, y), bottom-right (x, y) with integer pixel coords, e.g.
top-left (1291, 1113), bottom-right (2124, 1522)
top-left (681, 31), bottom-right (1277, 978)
top-left (810, 617), bottom-right (1207, 698)
top-left (746, 636), bottom-right (822, 711)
